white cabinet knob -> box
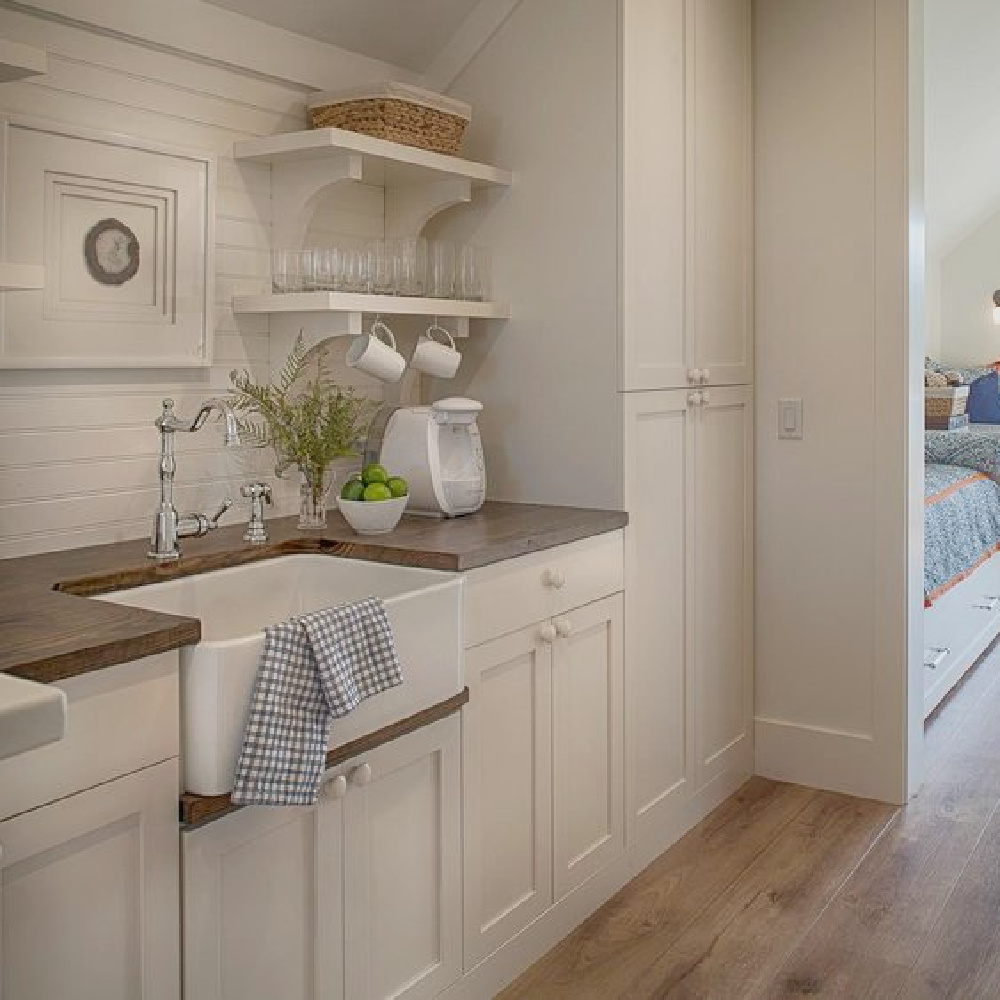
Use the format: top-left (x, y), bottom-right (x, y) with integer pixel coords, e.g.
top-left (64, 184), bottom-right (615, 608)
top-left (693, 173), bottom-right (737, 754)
top-left (687, 391), bottom-right (702, 406)
top-left (323, 774), bottom-right (348, 801)
top-left (542, 568), bottom-right (566, 590)
top-left (539, 622), bottom-right (558, 644)
top-left (554, 617), bottom-right (572, 639)
top-left (351, 762), bottom-right (372, 787)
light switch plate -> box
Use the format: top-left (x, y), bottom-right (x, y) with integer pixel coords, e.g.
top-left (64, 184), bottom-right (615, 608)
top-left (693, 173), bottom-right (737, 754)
top-left (778, 398), bottom-right (803, 439)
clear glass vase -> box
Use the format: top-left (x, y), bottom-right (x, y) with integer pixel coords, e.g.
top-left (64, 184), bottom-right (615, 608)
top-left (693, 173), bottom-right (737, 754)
top-left (298, 464), bottom-right (333, 530)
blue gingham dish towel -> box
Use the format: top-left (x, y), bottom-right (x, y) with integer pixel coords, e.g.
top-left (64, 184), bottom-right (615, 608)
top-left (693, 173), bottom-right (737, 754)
top-left (231, 598), bottom-right (402, 806)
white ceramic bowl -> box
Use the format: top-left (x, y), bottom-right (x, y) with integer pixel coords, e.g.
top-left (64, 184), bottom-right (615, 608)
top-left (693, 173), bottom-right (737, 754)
top-left (337, 495), bottom-right (408, 535)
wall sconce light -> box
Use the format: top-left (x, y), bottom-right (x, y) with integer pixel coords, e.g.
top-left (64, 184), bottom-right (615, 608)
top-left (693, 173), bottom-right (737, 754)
top-left (993, 290), bottom-right (1000, 325)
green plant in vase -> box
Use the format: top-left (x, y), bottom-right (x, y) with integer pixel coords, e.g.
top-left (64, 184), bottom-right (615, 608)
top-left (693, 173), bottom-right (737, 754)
top-left (229, 334), bottom-right (376, 529)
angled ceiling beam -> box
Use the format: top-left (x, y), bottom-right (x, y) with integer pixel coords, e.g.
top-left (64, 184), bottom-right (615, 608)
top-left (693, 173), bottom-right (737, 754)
top-left (423, 0), bottom-right (523, 93)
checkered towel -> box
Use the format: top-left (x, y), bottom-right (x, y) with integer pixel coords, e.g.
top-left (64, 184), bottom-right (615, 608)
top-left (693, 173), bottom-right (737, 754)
top-left (231, 598), bottom-right (402, 806)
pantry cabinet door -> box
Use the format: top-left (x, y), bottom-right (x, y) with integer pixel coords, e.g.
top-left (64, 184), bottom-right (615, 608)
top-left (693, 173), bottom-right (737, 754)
top-left (689, 0), bottom-right (752, 386)
top-left (183, 802), bottom-right (338, 1000)
top-left (0, 759), bottom-right (179, 1000)
top-left (623, 390), bottom-right (696, 848)
top-left (620, 0), bottom-right (688, 391)
top-left (693, 386), bottom-right (753, 786)
top-left (463, 625), bottom-right (554, 967)
top-left (552, 594), bottom-right (625, 900)
top-left (343, 716), bottom-right (461, 1000)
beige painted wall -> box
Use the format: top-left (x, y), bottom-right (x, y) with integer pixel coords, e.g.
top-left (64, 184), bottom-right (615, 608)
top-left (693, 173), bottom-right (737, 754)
top-left (754, 0), bottom-right (912, 802)
top-left (435, 0), bottom-right (621, 509)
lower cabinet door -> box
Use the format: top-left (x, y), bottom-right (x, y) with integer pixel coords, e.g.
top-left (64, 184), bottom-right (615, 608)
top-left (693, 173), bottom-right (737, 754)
top-left (463, 624), bottom-right (553, 968)
top-left (183, 801), bottom-right (342, 1000)
top-left (552, 594), bottom-right (625, 899)
top-left (0, 758), bottom-right (180, 1000)
top-left (343, 715), bottom-right (461, 1000)
top-left (694, 385), bottom-right (753, 787)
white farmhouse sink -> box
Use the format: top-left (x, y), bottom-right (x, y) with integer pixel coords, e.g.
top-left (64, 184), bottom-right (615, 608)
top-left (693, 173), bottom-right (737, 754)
top-left (98, 554), bottom-right (462, 795)
top-left (0, 672), bottom-right (66, 761)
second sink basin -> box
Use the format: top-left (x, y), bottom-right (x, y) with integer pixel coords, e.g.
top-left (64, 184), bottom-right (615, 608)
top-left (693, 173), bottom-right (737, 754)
top-left (99, 554), bottom-right (463, 796)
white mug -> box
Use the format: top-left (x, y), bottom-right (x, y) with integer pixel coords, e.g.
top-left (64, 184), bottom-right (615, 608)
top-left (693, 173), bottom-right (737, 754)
top-left (411, 324), bottom-right (461, 379)
top-left (346, 320), bottom-right (405, 383)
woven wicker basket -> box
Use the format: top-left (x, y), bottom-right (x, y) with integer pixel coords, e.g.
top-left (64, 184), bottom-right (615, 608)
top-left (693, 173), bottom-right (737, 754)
top-left (925, 385), bottom-right (969, 418)
top-left (308, 84), bottom-right (472, 156)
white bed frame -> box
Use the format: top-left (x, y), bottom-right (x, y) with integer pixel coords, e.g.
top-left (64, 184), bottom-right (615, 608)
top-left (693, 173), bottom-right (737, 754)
top-left (924, 549), bottom-right (1000, 716)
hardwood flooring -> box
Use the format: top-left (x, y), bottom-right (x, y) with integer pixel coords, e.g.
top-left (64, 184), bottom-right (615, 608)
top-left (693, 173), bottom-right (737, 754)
top-left (502, 644), bottom-right (1000, 999)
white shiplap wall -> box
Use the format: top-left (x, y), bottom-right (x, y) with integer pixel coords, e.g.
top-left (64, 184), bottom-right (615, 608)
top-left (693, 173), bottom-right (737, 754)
top-left (0, 7), bottom-right (401, 558)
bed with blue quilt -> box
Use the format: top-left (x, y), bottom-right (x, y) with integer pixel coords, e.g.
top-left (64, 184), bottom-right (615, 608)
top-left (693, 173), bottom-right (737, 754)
top-left (924, 431), bottom-right (1000, 715)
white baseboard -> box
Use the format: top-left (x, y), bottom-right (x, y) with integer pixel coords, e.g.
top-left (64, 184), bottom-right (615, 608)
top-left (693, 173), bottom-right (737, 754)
top-left (754, 717), bottom-right (892, 800)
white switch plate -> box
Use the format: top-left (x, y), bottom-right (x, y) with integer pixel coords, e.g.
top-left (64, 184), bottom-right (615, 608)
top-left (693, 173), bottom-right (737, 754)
top-left (778, 398), bottom-right (803, 439)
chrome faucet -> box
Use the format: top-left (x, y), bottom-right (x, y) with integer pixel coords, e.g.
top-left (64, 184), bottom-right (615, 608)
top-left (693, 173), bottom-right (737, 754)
top-left (148, 398), bottom-right (240, 561)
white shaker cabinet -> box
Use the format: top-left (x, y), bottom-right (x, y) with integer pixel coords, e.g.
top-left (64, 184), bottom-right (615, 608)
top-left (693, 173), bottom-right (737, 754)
top-left (620, 0), bottom-right (752, 391)
top-left (552, 595), bottom-right (625, 901)
top-left (183, 715), bottom-right (461, 1000)
top-left (461, 534), bottom-right (625, 969)
top-left (624, 387), bottom-right (753, 852)
top-left (0, 758), bottom-right (180, 1000)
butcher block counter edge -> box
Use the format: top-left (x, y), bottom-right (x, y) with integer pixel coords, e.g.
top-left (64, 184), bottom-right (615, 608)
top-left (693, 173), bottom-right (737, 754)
top-left (1, 501), bottom-right (628, 683)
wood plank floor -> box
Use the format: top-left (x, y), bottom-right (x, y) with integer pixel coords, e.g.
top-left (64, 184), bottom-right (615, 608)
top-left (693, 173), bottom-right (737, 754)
top-left (502, 644), bottom-right (1000, 999)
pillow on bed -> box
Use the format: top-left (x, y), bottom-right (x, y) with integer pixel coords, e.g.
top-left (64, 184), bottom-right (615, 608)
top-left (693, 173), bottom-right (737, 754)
top-left (925, 431), bottom-right (1000, 480)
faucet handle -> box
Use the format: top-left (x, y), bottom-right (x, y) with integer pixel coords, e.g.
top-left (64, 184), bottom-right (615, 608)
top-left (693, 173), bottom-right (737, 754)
top-left (209, 498), bottom-right (233, 527)
top-left (241, 482), bottom-right (272, 504)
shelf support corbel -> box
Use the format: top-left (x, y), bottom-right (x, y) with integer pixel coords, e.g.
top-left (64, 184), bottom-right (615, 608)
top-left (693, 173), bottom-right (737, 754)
top-left (384, 177), bottom-right (473, 241)
top-left (270, 152), bottom-right (364, 249)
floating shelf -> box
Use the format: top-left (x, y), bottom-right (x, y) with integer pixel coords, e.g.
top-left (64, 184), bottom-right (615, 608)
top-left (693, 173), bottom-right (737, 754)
top-left (233, 291), bottom-right (509, 320)
top-left (233, 126), bottom-right (512, 189)
top-left (0, 39), bottom-right (47, 83)
top-left (0, 263), bottom-right (43, 291)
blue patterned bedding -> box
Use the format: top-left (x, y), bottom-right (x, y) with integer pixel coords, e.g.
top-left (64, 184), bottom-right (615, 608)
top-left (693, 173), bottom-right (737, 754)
top-left (925, 463), bottom-right (1000, 605)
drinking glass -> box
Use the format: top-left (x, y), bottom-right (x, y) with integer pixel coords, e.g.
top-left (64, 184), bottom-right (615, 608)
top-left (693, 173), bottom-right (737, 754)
top-left (341, 247), bottom-right (371, 293)
top-left (368, 240), bottom-right (397, 295)
top-left (297, 249), bottom-right (317, 292)
top-left (428, 241), bottom-right (456, 298)
top-left (271, 248), bottom-right (298, 293)
top-left (395, 237), bottom-right (427, 297)
top-left (457, 245), bottom-right (492, 302)
top-left (312, 248), bottom-right (335, 291)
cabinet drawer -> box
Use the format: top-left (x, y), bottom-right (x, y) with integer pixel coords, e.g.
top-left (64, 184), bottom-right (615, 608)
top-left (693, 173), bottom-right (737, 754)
top-left (464, 531), bottom-right (624, 648)
top-left (0, 651), bottom-right (179, 820)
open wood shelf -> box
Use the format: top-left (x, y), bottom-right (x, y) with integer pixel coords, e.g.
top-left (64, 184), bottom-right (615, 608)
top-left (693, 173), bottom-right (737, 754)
top-left (233, 290), bottom-right (509, 320)
top-left (233, 125), bottom-right (512, 189)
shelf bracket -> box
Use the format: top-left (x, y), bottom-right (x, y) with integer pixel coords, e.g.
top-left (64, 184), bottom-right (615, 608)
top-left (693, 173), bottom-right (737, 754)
top-left (270, 152), bottom-right (364, 249)
top-left (385, 177), bottom-right (473, 241)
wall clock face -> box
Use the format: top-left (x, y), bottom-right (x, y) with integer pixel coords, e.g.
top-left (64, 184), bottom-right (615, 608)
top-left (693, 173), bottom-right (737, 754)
top-left (83, 217), bottom-right (140, 286)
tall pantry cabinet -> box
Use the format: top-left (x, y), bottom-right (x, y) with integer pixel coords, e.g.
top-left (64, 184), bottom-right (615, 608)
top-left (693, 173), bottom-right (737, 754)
top-left (620, 0), bottom-right (754, 860)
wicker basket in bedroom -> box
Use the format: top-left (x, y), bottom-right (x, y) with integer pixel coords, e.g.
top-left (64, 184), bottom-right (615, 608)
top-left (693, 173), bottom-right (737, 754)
top-left (925, 385), bottom-right (970, 418)
top-left (307, 83), bottom-right (472, 156)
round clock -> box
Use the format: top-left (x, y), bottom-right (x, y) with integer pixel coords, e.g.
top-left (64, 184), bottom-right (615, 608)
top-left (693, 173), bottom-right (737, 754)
top-left (83, 217), bottom-right (140, 286)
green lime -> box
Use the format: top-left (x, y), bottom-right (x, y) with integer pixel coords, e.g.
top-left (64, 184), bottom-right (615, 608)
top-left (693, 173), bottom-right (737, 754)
top-left (386, 476), bottom-right (409, 498)
top-left (340, 479), bottom-right (365, 501)
top-left (363, 482), bottom-right (393, 502)
top-left (362, 463), bottom-right (388, 486)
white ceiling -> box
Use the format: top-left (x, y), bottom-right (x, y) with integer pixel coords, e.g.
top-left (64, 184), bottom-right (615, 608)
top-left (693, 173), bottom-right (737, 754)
top-left (201, 0), bottom-right (483, 73)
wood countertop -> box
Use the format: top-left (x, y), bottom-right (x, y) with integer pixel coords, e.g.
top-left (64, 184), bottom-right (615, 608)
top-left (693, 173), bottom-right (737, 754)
top-left (0, 501), bottom-right (627, 684)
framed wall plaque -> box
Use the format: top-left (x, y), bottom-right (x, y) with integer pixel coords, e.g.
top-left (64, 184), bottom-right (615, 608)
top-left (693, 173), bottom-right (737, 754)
top-left (0, 117), bottom-right (215, 368)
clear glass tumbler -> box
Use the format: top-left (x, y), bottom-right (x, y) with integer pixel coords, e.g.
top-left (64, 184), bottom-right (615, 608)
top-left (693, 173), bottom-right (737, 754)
top-left (457, 245), bottom-right (492, 302)
top-left (368, 240), bottom-right (397, 296)
top-left (271, 248), bottom-right (298, 293)
top-left (341, 247), bottom-right (371, 293)
top-left (428, 241), bottom-right (456, 298)
top-left (395, 237), bottom-right (428, 297)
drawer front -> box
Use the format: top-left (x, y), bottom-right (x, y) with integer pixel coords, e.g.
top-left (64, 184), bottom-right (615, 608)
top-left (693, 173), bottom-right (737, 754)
top-left (0, 651), bottom-right (179, 820)
top-left (464, 531), bottom-right (625, 648)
